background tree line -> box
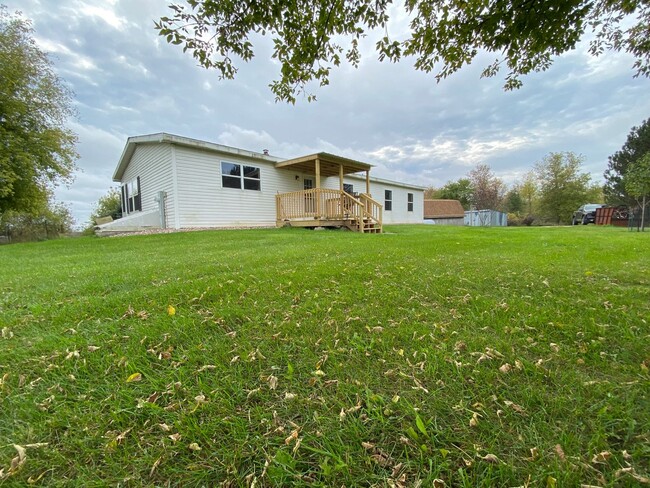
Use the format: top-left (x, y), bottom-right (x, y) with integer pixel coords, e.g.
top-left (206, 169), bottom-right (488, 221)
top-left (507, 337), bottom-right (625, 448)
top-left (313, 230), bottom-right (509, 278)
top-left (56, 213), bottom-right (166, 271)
top-left (1, 6), bottom-right (78, 242)
top-left (426, 119), bottom-right (650, 226)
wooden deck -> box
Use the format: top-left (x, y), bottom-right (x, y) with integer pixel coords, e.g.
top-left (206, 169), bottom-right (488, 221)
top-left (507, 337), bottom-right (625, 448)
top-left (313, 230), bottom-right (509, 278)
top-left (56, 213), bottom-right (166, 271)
top-left (276, 189), bottom-right (382, 233)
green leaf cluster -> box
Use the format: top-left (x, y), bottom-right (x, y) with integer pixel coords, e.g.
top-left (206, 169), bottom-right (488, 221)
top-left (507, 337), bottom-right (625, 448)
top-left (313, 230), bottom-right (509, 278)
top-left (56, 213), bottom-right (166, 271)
top-left (535, 152), bottom-right (601, 224)
top-left (0, 7), bottom-right (78, 215)
top-left (624, 152), bottom-right (650, 199)
top-left (156, 0), bottom-right (650, 102)
top-left (89, 187), bottom-right (122, 226)
top-left (604, 118), bottom-right (650, 206)
top-left (427, 178), bottom-right (474, 210)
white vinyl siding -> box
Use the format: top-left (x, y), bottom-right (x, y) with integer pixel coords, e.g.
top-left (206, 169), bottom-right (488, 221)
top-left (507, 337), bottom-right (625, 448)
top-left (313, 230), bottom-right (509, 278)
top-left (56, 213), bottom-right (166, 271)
top-left (121, 144), bottom-right (174, 226)
top-left (173, 146), bottom-right (300, 228)
top-left (335, 175), bottom-right (424, 224)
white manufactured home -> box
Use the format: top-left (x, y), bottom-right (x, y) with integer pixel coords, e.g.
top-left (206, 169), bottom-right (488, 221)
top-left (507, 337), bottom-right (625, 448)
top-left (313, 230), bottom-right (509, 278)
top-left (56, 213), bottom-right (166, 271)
top-left (99, 133), bottom-right (424, 234)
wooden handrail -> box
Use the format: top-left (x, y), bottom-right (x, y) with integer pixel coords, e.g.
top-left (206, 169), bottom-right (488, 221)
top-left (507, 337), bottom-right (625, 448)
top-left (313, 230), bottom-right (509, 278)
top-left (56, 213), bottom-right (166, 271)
top-left (276, 189), bottom-right (382, 233)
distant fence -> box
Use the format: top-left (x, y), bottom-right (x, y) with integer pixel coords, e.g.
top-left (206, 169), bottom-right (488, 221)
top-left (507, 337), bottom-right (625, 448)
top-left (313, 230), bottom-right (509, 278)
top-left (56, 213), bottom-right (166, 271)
top-left (464, 210), bottom-right (508, 227)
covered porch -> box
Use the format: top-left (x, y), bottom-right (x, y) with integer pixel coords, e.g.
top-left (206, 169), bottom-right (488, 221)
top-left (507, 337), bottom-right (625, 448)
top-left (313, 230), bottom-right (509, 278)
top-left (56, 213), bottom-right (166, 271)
top-left (275, 153), bottom-right (382, 233)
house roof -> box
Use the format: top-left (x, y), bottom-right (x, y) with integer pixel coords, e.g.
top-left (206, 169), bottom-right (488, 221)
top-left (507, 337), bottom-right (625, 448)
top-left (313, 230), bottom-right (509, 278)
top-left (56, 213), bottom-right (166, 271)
top-left (346, 173), bottom-right (426, 191)
top-left (275, 152), bottom-right (372, 177)
top-left (424, 199), bottom-right (465, 218)
top-left (113, 132), bottom-right (282, 181)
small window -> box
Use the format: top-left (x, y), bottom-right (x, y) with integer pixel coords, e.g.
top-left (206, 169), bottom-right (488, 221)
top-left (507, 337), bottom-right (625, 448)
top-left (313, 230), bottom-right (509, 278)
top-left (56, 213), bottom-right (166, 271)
top-left (385, 190), bottom-right (392, 211)
top-left (343, 183), bottom-right (354, 195)
top-left (243, 165), bottom-right (261, 190)
top-left (122, 177), bottom-right (141, 214)
top-left (221, 162), bottom-right (261, 191)
top-left (407, 193), bottom-right (414, 212)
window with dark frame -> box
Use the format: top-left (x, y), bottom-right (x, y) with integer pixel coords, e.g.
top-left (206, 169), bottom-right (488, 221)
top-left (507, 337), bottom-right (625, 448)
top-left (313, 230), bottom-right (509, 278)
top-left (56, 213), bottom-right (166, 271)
top-left (343, 183), bottom-right (354, 195)
top-left (121, 176), bottom-right (141, 214)
top-left (385, 189), bottom-right (392, 211)
top-left (407, 193), bottom-right (414, 212)
top-left (221, 162), bottom-right (261, 191)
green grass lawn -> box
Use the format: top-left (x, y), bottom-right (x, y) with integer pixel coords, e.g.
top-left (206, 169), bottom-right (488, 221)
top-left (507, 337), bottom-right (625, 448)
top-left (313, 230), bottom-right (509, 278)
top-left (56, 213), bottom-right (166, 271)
top-left (1, 225), bottom-right (648, 487)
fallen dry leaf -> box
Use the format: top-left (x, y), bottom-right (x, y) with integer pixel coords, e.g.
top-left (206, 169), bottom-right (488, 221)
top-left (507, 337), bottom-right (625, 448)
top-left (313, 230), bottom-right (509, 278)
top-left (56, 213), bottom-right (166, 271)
top-left (197, 365), bottom-right (217, 372)
top-left (267, 375), bottom-right (278, 390)
top-left (504, 400), bottom-right (526, 414)
top-left (615, 467), bottom-right (650, 484)
top-left (247, 348), bottom-right (266, 361)
top-left (65, 349), bottom-right (80, 360)
top-left (526, 447), bottom-right (540, 461)
top-left (469, 412), bottom-right (479, 427)
top-left (339, 408), bottom-right (346, 422)
top-left (284, 428), bottom-right (300, 445)
top-left (188, 443), bottom-right (201, 451)
top-left (27, 469), bottom-right (50, 484)
top-left (554, 444), bottom-right (566, 461)
top-left (499, 363), bottom-right (513, 374)
top-left (87, 345), bottom-right (100, 352)
top-left (454, 341), bottom-right (467, 352)
top-left (168, 433), bottom-right (181, 442)
top-left (0, 444), bottom-right (28, 479)
top-left (480, 453), bottom-right (500, 464)
top-left (362, 442), bottom-right (375, 450)
top-left (292, 437), bottom-right (302, 454)
top-left (591, 451), bottom-right (612, 464)
top-left (150, 456), bottom-right (162, 477)
top-left (370, 450), bottom-right (392, 467)
top-left (126, 372), bottom-right (142, 383)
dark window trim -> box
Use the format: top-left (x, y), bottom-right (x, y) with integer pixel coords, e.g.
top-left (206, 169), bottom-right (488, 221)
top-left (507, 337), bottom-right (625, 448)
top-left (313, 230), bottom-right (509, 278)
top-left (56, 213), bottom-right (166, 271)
top-left (385, 189), bottom-right (392, 212)
top-left (407, 192), bottom-right (413, 212)
top-left (221, 161), bottom-right (261, 191)
top-left (121, 177), bottom-right (141, 214)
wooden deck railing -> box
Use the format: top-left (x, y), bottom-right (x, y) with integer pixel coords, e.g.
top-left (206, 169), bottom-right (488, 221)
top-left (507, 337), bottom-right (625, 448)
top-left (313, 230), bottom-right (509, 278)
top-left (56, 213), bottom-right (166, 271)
top-left (359, 193), bottom-right (382, 231)
top-left (276, 189), bottom-right (382, 232)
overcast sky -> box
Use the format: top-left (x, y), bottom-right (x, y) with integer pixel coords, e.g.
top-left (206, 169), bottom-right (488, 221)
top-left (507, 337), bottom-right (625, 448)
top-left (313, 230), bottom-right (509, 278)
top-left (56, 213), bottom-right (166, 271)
top-left (7, 0), bottom-right (650, 226)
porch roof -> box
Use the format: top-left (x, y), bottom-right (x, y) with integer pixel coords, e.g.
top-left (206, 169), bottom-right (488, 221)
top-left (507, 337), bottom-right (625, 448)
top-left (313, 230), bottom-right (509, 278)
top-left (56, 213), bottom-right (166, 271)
top-left (275, 152), bottom-right (373, 177)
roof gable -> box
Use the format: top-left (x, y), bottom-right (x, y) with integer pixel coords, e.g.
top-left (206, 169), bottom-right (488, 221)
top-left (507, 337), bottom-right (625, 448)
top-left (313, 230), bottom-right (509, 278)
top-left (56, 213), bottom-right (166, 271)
top-left (112, 133), bottom-right (281, 181)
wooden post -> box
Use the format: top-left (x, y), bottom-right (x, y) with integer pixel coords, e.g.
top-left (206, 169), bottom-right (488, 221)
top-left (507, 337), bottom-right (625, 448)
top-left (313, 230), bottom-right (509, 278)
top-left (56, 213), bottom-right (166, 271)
top-left (366, 170), bottom-right (370, 195)
top-left (315, 157), bottom-right (321, 217)
top-left (339, 164), bottom-right (345, 219)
